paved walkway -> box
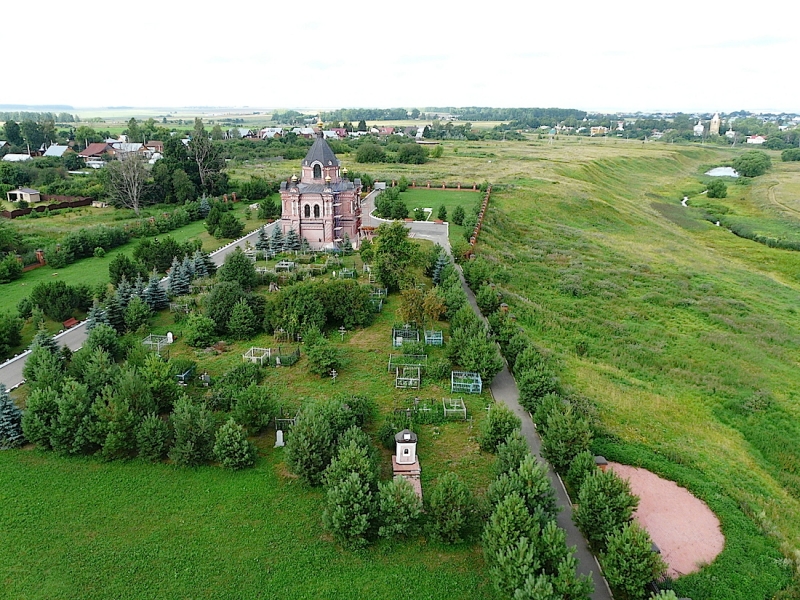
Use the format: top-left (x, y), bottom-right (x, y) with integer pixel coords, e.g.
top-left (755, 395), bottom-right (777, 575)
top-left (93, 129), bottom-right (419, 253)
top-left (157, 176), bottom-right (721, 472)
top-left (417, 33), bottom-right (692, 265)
top-left (0, 221), bottom-right (278, 391)
top-left (457, 266), bottom-right (612, 599)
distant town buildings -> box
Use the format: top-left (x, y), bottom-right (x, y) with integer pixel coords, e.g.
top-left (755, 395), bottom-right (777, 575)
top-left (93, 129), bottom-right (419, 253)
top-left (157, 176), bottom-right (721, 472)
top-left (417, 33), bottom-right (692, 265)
top-left (693, 120), bottom-right (705, 137)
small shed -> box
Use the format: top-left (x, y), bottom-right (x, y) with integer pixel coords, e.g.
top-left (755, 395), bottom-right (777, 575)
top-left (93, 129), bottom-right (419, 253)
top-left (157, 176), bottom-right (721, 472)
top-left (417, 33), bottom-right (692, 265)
top-left (6, 187), bottom-right (40, 204)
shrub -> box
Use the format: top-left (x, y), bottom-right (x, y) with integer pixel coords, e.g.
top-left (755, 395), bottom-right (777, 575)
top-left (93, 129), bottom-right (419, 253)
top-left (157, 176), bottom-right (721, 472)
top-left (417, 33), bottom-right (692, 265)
top-left (378, 477), bottom-right (423, 538)
top-left (306, 334), bottom-right (341, 377)
top-left (781, 148), bottom-right (800, 162)
top-left (184, 312), bottom-right (217, 347)
top-left (574, 468), bottom-right (639, 552)
top-left (214, 418), bottom-right (257, 469)
top-left (479, 403), bottom-right (522, 452)
top-left (0, 253), bottom-right (23, 284)
top-left (137, 413), bottom-right (172, 462)
top-left (427, 472), bottom-right (473, 543)
top-left (540, 404), bottom-right (592, 473)
top-left (356, 143), bottom-right (386, 163)
top-left (706, 179), bottom-right (727, 198)
top-left (426, 358), bottom-right (451, 381)
top-left (29, 280), bottom-right (91, 322)
top-left (732, 151), bottom-right (771, 177)
top-left (603, 522), bottom-right (667, 600)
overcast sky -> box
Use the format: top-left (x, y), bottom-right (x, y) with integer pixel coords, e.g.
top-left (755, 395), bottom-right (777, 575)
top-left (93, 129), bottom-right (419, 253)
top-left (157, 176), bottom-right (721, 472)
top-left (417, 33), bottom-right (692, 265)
top-left (5, 0), bottom-right (797, 114)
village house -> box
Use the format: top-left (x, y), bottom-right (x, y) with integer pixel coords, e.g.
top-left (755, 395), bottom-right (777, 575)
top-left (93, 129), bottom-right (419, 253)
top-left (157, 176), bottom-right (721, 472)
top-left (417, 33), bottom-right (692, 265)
top-left (259, 127), bottom-right (283, 139)
top-left (79, 143), bottom-right (114, 159)
top-left (43, 145), bottom-right (72, 158)
top-left (746, 135), bottom-right (766, 145)
top-left (1, 154), bottom-right (32, 162)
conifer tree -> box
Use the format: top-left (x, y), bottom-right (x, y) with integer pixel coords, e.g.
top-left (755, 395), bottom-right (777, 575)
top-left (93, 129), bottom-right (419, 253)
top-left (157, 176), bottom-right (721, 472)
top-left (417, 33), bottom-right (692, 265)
top-left (131, 274), bottom-right (146, 299)
top-left (256, 226), bottom-right (269, 251)
top-left (181, 255), bottom-right (195, 281)
top-left (192, 249), bottom-right (209, 279)
top-left (85, 301), bottom-right (110, 332)
top-left (227, 299), bottom-right (257, 340)
top-left (0, 384), bottom-right (25, 449)
top-left (433, 251), bottom-right (451, 285)
top-left (23, 328), bottom-right (63, 387)
top-left (213, 418), bottom-right (257, 469)
top-left (115, 274), bottom-right (133, 309)
top-left (285, 227), bottom-right (300, 251)
top-left (105, 295), bottom-right (126, 334)
top-left (270, 225), bottom-right (284, 254)
top-left (199, 196), bottom-right (211, 217)
top-left (144, 270), bottom-right (169, 311)
top-left (341, 233), bottom-right (353, 255)
top-left (300, 236), bottom-right (311, 254)
top-left (167, 256), bottom-right (182, 297)
top-left (21, 387), bottom-right (59, 449)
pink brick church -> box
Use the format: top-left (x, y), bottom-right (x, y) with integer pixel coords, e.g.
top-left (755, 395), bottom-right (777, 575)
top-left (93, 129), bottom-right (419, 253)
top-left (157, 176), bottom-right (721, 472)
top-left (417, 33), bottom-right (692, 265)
top-left (279, 132), bottom-right (362, 250)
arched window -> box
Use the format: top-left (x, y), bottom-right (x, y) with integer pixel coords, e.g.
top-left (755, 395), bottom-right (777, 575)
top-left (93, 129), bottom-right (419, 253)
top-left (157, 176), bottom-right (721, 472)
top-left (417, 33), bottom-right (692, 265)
top-left (314, 204), bottom-right (320, 218)
top-left (313, 164), bottom-right (321, 179)
top-left (304, 204), bottom-right (310, 218)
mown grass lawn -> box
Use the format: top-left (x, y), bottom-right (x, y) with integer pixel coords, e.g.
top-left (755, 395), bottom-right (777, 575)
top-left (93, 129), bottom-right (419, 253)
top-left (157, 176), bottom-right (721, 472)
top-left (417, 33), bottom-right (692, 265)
top-left (0, 449), bottom-right (492, 600)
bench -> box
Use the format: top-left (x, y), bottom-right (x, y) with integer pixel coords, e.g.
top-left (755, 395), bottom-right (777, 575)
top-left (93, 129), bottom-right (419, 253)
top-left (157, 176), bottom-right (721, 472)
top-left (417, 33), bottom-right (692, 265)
top-left (62, 318), bottom-right (79, 329)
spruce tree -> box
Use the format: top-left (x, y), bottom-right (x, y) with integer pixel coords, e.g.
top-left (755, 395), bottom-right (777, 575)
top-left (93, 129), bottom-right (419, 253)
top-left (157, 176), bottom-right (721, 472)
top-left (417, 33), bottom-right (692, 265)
top-left (144, 270), bottom-right (169, 311)
top-left (256, 226), bottom-right (269, 251)
top-left (300, 236), bottom-right (311, 254)
top-left (21, 387), bottom-right (60, 450)
top-left (0, 384), bottom-right (25, 449)
top-left (270, 225), bottom-right (284, 254)
top-left (192, 249), bottom-right (209, 279)
top-left (341, 233), bottom-right (353, 255)
top-left (85, 301), bottom-right (110, 332)
top-left (115, 275), bottom-right (133, 309)
top-left (167, 256), bottom-right (182, 297)
top-left (105, 295), bottom-right (126, 334)
top-left (131, 274), bottom-right (146, 299)
top-left (285, 227), bottom-right (300, 251)
top-left (199, 196), bottom-right (211, 218)
top-left (181, 255), bottom-right (195, 282)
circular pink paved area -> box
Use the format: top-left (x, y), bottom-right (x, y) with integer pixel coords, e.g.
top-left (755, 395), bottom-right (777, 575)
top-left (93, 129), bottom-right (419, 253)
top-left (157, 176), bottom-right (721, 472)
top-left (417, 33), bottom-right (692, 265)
top-left (609, 463), bottom-right (725, 578)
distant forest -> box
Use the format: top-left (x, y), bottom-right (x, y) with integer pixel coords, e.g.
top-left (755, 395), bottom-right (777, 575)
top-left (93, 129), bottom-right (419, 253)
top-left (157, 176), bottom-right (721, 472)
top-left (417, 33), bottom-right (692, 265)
top-left (0, 111), bottom-right (77, 123)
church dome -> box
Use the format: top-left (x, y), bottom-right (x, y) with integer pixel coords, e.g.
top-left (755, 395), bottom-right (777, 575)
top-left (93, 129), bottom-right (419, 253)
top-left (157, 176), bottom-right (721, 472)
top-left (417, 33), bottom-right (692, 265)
top-left (302, 133), bottom-right (340, 167)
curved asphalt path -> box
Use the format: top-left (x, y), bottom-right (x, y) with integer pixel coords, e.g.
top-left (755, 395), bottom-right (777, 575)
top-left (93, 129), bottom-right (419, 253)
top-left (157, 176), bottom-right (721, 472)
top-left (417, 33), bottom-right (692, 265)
top-left (0, 221), bottom-right (279, 391)
top-left (363, 191), bottom-right (611, 599)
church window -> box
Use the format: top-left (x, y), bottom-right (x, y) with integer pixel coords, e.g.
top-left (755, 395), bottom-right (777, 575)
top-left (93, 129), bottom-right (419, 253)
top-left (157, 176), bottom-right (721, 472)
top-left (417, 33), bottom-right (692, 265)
top-left (314, 204), bottom-right (320, 218)
top-left (313, 164), bottom-right (321, 178)
top-left (304, 205), bottom-right (310, 218)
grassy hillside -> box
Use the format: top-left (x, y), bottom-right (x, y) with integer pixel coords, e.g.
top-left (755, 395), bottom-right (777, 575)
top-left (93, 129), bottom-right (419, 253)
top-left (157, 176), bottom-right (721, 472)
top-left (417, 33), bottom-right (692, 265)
top-left (472, 144), bottom-right (800, 598)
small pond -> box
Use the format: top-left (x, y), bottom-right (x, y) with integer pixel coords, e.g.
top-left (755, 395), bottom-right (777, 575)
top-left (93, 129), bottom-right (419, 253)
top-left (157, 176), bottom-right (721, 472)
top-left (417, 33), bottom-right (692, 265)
top-left (705, 166), bottom-right (739, 177)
